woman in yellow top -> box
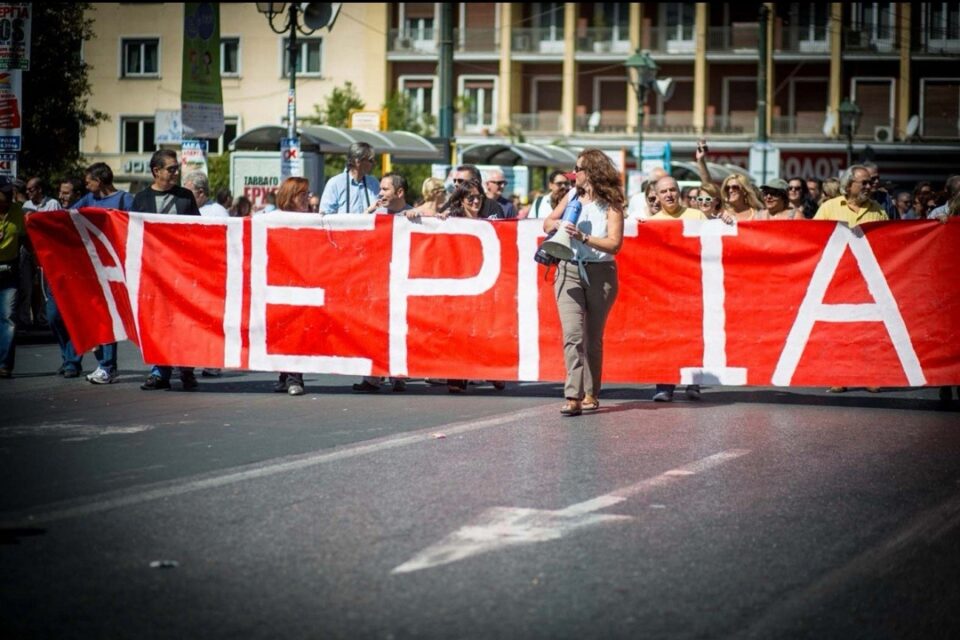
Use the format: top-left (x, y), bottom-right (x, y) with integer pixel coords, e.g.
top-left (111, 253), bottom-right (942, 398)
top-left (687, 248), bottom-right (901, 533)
top-left (543, 149), bottom-right (625, 416)
top-left (0, 185), bottom-right (24, 377)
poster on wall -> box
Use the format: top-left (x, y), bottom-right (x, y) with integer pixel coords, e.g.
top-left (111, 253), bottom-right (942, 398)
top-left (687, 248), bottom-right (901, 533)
top-left (0, 69), bottom-right (21, 150)
top-left (0, 3), bottom-right (30, 71)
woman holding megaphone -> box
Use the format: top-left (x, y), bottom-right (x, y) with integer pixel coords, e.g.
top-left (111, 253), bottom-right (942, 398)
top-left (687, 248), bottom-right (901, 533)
top-left (542, 149), bottom-right (625, 417)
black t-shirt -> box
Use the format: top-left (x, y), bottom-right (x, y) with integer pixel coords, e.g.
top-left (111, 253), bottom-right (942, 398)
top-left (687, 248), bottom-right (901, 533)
top-left (478, 198), bottom-right (505, 219)
top-left (131, 185), bottom-right (200, 215)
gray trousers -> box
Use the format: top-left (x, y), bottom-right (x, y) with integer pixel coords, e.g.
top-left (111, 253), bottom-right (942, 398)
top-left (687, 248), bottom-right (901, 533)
top-left (554, 261), bottom-right (618, 401)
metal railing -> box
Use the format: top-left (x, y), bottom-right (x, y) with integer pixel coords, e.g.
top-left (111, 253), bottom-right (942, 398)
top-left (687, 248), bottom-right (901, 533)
top-left (777, 26), bottom-right (829, 53)
top-left (574, 111), bottom-right (629, 133)
top-left (707, 24), bottom-right (760, 52)
top-left (843, 27), bottom-right (899, 53)
top-left (575, 27), bottom-right (633, 54)
top-left (510, 113), bottom-right (563, 134)
top-left (388, 28), bottom-right (437, 54)
top-left (771, 115), bottom-right (828, 136)
top-left (455, 28), bottom-right (499, 53)
top-left (510, 28), bottom-right (567, 54)
top-left (913, 27), bottom-right (960, 55)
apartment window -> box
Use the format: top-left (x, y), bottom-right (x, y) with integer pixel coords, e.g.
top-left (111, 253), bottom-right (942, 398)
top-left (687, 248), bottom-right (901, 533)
top-left (283, 38), bottom-right (322, 76)
top-left (920, 79), bottom-right (960, 138)
top-left (795, 3), bottom-right (828, 50)
top-left (400, 76), bottom-right (436, 119)
top-left (662, 3), bottom-right (695, 53)
top-left (851, 78), bottom-right (895, 138)
top-left (924, 3), bottom-right (960, 50)
top-left (221, 38), bottom-right (239, 76)
top-left (534, 3), bottom-right (565, 52)
top-left (206, 120), bottom-right (240, 154)
top-left (122, 38), bottom-right (159, 77)
top-left (121, 117), bottom-right (157, 153)
top-left (459, 76), bottom-right (496, 131)
top-left (851, 3), bottom-right (895, 50)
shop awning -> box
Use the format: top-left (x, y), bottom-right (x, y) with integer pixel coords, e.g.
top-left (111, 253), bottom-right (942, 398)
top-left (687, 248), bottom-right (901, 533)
top-left (230, 125), bottom-right (443, 160)
top-left (460, 142), bottom-right (579, 168)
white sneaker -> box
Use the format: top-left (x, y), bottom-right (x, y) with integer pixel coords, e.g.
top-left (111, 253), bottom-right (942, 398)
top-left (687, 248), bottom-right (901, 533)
top-left (652, 390), bottom-right (674, 402)
top-left (87, 367), bottom-right (118, 384)
top-left (287, 382), bottom-right (305, 396)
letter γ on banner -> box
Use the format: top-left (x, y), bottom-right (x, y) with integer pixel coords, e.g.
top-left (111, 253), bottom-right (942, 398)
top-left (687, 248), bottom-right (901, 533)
top-left (680, 220), bottom-right (747, 385)
top-left (772, 224), bottom-right (926, 386)
top-left (249, 214), bottom-right (375, 374)
top-left (70, 212), bottom-right (130, 342)
top-left (390, 217), bottom-right (501, 376)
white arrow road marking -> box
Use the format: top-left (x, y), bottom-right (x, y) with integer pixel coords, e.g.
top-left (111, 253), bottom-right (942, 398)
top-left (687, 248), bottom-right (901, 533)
top-left (392, 449), bottom-right (750, 574)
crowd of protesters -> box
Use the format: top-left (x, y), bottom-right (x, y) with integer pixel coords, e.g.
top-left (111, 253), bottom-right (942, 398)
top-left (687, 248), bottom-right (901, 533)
top-left (1, 140), bottom-right (957, 409)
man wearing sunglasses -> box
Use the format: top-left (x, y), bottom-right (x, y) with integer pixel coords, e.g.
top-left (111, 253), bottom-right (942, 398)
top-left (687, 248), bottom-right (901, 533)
top-left (529, 170), bottom-right (572, 219)
top-left (813, 164), bottom-right (887, 227)
top-left (483, 169), bottom-right (517, 218)
top-left (132, 149), bottom-right (202, 392)
top-left (862, 162), bottom-right (897, 219)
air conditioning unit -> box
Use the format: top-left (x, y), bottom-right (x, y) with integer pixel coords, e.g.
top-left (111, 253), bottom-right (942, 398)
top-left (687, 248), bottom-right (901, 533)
top-left (874, 125), bottom-right (894, 142)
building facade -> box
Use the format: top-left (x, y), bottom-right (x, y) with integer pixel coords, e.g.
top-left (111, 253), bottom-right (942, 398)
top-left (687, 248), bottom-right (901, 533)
top-left (82, 3), bottom-right (960, 185)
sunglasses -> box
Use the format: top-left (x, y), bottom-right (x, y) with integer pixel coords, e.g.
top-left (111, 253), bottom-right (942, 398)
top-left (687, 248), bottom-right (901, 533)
top-left (488, 180), bottom-right (506, 187)
top-left (162, 165), bottom-right (180, 174)
top-left (855, 180), bottom-right (873, 187)
top-left (761, 191), bottom-right (782, 199)
top-left (725, 184), bottom-right (741, 192)
top-left (553, 181), bottom-right (569, 187)
top-left (695, 195), bottom-right (714, 204)
top-left (787, 185), bottom-right (803, 191)
top-left (465, 194), bottom-right (482, 202)
top-left (574, 165), bottom-right (585, 172)
top-left (646, 196), bottom-right (658, 204)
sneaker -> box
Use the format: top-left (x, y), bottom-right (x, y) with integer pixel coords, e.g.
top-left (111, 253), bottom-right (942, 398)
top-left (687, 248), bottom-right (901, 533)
top-left (87, 367), bottom-right (118, 385)
top-left (287, 382), bottom-right (305, 396)
top-left (0, 368), bottom-right (12, 379)
top-left (180, 373), bottom-right (199, 391)
top-left (865, 387), bottom-right (880, 393)
top-left (652, 390), bottom-right (674, 402)
top-left (274, 379), bottom-right (288, 393)
top-left (201, 368), bottom-right (222, 377)
top-left (392, 379), bottom-right (407, 392)
top-left (352, 380), bottom-right (381, 393)
top-left (827, 386), bottom-right (848, 393)
top-left (685, 385), bottom-right (701, 400)
top-left (63, 368), bottom-right (80, 379)
top-left (491, 380), bottom-right (506, 391)
top-left (140, 374), bottom-right (171, 390)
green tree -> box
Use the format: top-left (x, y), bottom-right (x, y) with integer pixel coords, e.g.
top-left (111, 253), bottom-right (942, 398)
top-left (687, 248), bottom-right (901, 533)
top-left (207, 153), bottom-right (231, 196)
top-left (306, 81), bottom-right (366, 178)
top-left (380, 92), bottom-right (437, 204)
top-left (19, 3), bottom-right (108, 187)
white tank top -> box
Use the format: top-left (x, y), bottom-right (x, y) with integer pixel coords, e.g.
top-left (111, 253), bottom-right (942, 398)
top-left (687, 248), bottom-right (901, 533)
top-left (573, 199), bottom-right (614, 262)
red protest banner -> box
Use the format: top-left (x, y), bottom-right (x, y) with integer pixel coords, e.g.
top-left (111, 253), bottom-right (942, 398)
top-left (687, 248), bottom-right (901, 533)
top-left (26, 209), bottom-right (960, 387)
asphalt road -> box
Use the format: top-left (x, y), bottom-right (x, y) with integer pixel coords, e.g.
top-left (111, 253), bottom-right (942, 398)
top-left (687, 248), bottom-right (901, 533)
top-left (2, 339), bottom-right (959, 639)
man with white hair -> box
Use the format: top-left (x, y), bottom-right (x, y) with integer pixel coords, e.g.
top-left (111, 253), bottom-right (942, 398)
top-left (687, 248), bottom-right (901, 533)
top-left (184, 171), bottom-right (229, 217)
top-left (484, 169), bottom-right (517, 218)
top-left (319, 142), bottom-right (379, 214)
top-left (814, 165), bottom-right (888, 227)
top-left (627, 167), bottom-right (668, 219)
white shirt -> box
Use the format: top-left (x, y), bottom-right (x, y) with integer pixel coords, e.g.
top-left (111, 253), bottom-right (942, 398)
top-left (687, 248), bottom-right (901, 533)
top-left (199, 201), bottom-right (230, 217)
top-left (627, 192), bottom-right (651, 220)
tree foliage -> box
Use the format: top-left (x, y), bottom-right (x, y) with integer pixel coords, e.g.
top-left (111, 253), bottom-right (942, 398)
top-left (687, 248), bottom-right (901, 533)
top-left (306, 81), bottom-right (366, 177)
top-left (19, 3), bottom-right (107, 188)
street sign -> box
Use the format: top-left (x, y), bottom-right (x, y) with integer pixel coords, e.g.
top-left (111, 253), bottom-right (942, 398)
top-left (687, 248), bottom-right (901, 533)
top-left (280, 137), bottom-right (302, 180)
top-left (180, 139), bottom-right (208, 176)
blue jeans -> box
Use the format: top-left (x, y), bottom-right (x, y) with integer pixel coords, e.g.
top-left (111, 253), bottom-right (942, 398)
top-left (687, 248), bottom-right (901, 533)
top-left (150, 365), bottom-right (195, 382)
top-left (95, 342), bottom-right (118, 372)
top-left (0, 279), bottom-right (16, 370)
top-left (45, 293), bottom-right (83, 373)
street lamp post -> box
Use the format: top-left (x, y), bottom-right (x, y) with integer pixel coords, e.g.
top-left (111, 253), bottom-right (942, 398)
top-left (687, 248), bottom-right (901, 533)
top-left (256, 3), bottom-right (319, 141)
top-left (838, 98), bottom-right (862, 168)
top-left (624, 49), bottom-right (659, 171)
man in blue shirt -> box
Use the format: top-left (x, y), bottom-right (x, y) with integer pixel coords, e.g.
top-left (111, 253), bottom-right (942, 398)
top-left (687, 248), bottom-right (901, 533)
top-left (319, 142), bottom-right (380, 213)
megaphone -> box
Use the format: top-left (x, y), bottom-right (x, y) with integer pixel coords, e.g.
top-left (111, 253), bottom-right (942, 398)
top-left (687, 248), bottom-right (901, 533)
top-left (654, 78), bottom-right (675, 101)
top-left (540, 192), bottom-right (581, 261)
top-left (301, 2), bottom-right (342, 30)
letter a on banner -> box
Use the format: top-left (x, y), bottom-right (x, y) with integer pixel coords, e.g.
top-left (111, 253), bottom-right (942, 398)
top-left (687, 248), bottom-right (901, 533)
top-left (772, 224), bottom-right (925, 386)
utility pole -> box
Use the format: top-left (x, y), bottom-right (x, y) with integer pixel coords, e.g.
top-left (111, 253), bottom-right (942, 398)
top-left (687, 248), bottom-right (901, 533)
top-left (757, 4), bottom-right (769, 184)
top-left (437, 4), bottom-right (455, 164)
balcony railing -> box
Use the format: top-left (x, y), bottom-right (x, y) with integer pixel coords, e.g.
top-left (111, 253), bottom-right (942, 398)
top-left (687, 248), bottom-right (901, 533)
top-left (455, 28), bottom-right (499, 53)
top-left (510, 112), bottom-right (563, 134)
top-left (914, 27), bottom-right (960, 55)
top-left (575, 27), bottom-right (632, 54)
top-left (389, 28), bottom-right (437, 54)
top-left (777, 26), bottom-right (830, 53)
top-left (639, 26), bottom-right (696, 54)
top-left (574, 111), bottom-right (629, 133)
top-left (510, 28), bottom-right (567, 54)
top-left (707, 24), bottom-right (760, 52)
top-left (843, 27), bottom-right (899, 53)
top-left (771, 114), bottom-right (829, 137)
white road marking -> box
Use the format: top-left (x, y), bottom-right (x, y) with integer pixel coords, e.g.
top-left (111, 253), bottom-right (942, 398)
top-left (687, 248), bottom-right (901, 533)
top-left (0, 405), bottom-right (554, 527)
top-left (392, 449), bottom-right (751, 574)
top-left (0, 422), bottom-right (155, 439)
